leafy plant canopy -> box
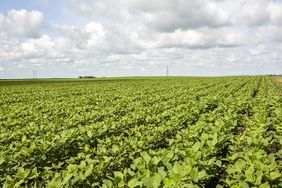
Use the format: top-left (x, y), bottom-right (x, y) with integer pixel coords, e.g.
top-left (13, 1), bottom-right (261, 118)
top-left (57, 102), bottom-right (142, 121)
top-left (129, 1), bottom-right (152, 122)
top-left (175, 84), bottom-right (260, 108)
top-left (0, 76), bottom-right (281, 187)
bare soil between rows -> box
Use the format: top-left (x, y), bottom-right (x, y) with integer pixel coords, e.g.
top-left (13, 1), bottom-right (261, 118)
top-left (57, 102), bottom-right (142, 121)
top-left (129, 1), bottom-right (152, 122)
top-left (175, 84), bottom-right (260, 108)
top-left (274, 77), bottom-right (282, 83)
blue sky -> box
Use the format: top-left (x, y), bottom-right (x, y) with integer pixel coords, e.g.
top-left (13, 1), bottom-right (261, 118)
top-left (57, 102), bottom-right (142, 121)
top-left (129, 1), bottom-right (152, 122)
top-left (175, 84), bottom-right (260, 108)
top-left (0, 0), bottom-right (281, 78)
top-left (0, 0), bottom-right (91, 26)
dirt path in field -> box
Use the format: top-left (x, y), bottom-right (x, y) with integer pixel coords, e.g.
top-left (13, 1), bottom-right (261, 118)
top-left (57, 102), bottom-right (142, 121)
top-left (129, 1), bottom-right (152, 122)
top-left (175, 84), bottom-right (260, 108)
top-left (276, 78), bottom-right (282, 83)
top-left (273, 77), bottom-right (282, 84)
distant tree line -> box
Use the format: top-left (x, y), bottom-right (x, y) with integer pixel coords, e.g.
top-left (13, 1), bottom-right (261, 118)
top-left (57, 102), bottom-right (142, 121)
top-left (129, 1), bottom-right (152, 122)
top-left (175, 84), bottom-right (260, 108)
top-left (78, 76), bottom-right (96, 78)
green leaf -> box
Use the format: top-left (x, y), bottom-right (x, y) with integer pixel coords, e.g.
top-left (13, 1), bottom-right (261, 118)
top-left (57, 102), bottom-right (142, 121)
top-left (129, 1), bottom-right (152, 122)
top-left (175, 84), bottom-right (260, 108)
top-left (112, 145), bottom-right (119, 153)
top-left (47, 180), bottom-right (61, 188)
top-left (163, 178), bottom-right (174, 187)
top-left (141, 151), bottom-right (151, 164)
top-left (28, 168), bottom-right (39, 179)
top-left (67, 164), bottom-right (77, 173)
top-left (239, 181), bottom-right (249, 188)
top-left (198, 170), bottom-right (207, 180)
top-left (152, 174), bottom-right (162, 188)
top-left (62, 173), bottom-right (73, 184)
top-left (192, 142), bottom-right (201, 152)
top-left (128, 178), bottom-right (141, 188)
top-left (0, 158), bottom-right (5, 165)
top-left (102, 179), bottom-right (113, 188)
top-left (211, 136), bottom-right (218, 146)
top-left (172, 162), bottom-right (182, 174)
top-left (114, 171), bottom-right (123, 178)
top-left (15, 167), bottom-right (30, 179)
top-left (234, 159), bottom-right (246, 171)
top-left (114, 171), bottom-right (124, 184)
top-left (83, 144), bottom-right (90, 152)
top-left (215, 160), bottom-right (222, 167)
top-left (270, 171), bottom-right (281, 180)
top-left (259, 183), bottom-right (270, 188)
top-left (118, 180), bottom-right (125, 187)
top-left (152, 156), bottom-right (162, 165)
top-left (14, 179), bottom-right (25, 187)
top-left (158, 167), bottom-right (167, 179)
top-left (245, 165), bottom-right (255, 182)
top-left (255, 170), bottom-right (263, 185)
top-left (22, 135), bottom-right (27, 143)
top-left (84, 164), bottom-right (93, 178)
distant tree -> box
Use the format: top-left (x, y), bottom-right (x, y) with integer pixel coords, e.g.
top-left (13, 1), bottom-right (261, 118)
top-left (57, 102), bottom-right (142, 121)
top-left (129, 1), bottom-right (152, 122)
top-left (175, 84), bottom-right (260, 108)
top-left (78, 76), bottom-right (96, 78)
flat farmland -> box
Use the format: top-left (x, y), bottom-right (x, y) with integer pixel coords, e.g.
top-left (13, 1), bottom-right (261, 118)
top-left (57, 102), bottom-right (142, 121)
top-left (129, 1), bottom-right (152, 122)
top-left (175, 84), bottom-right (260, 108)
top-left (0, 76), bottom-right (281, 187)
top-left (274, 77), bottom-right (282, 84)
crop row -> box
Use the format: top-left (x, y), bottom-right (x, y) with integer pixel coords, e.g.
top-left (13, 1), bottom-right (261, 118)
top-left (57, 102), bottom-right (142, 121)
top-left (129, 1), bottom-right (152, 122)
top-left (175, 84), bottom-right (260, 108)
top-left (0, 76), bottom-right (281, 187)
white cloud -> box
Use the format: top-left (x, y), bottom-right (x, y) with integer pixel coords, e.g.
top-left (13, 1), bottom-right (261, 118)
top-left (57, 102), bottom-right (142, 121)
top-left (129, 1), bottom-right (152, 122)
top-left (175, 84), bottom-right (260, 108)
top-left (0, 32), bottom-right (23, 62)
top-left (268, 2), bottom-right (282, 26)
top-left (0, 9), bottom-right (43, 37)
top-left (240, 0), bottom-right (282, 27)
top-left (257, 25), bottom-right (282, 42)
top-left (68, 0), bottom-right (132, 23)
top-left (0, 1), bottom-right (282, 78)
top-left (240, 0), bottom-right (269, 26)
top-left (51, 21), bottom-right (105, 50)
top-left (68, 0), bottom-right (230, 31)
top-left (122, 0), bottom-right (230, 31)
top-left (155, 29), bottom-right (206, 48)
top-left (248, 44), bottom-right (266, 56)
top-left (22, 35), bottom-right (69, 59)
top-left (84, 22), bottom-right (105, 48)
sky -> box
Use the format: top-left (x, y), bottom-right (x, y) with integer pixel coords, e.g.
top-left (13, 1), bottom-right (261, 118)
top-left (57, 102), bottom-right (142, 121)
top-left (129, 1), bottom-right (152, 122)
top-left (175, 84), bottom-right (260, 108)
top-left (0, 0), bottom-right (282, 78)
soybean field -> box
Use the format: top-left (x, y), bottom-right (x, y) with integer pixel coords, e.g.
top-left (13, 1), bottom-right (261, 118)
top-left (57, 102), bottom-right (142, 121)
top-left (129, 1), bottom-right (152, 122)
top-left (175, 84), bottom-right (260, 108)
top-left (0, 76), bottom-right (282, 187)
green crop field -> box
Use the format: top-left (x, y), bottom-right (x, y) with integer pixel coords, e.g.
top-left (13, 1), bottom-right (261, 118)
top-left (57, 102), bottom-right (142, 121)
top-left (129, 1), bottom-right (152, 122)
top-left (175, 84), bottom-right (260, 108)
top-left (0, 76), bottom-right (282, 187)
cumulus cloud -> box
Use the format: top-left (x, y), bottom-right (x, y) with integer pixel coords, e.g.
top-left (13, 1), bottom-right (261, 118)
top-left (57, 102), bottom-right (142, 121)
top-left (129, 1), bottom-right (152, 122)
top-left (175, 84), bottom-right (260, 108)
top-left (68, 0), bottom-right (230, 31)
top-left (153, 29), bottom-right (207, 49)
top-left (268, 2), bottom-right (282, 26)
top-left (0, 9), bottom-right (43, 37)
top-left (68, 0), bottom-right (132, 23)
top-left (0, 0), bottom-right (282, 78)
top-left (121, 0), bottom-right (230, 32)
top-left (51, 21), bottom-right (145, 53)
top-left (51, 21), bottom-right (106, 52)
top-left (0, 32), bottom-right (23, 62)
top-left (64, 0), bottom-right (282, 49)
top-left (240, 0), bottom-right (269, 26)
top-left (257, 25), bottom-right (282, 42)
top-left (22, 35), bottom-right (70, 59)
top-left (240, 0), bottom-right (282, 26)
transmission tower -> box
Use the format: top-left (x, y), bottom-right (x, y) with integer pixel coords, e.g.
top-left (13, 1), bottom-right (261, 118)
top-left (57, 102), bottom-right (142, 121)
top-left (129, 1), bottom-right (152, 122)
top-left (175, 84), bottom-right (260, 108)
top-left (3, 62), bottom-right (6, 79)
top-left (166, 66), bottom-right (169, 76)
top-left (32, 70), bottom-right (38, 79)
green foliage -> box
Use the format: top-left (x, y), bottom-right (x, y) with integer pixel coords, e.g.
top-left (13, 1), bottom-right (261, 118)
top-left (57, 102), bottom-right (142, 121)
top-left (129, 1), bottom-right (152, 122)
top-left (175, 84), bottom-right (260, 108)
top-left (0, 76), bottom-right (281, 187)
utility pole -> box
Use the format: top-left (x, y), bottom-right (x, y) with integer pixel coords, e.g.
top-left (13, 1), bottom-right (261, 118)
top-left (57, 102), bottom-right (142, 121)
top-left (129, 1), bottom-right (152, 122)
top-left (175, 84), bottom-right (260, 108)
top-left (166, 66), bottom-right (169, 76)
top-left (3, 62), bottom-right (6, 79)
top-left (32, 70), bottom-right (37, 79)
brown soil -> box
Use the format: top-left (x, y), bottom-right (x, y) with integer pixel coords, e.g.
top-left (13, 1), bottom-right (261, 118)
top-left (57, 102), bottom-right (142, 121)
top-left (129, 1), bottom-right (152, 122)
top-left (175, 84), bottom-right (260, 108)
top-left (274, 77), bottom-right (282, 83)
